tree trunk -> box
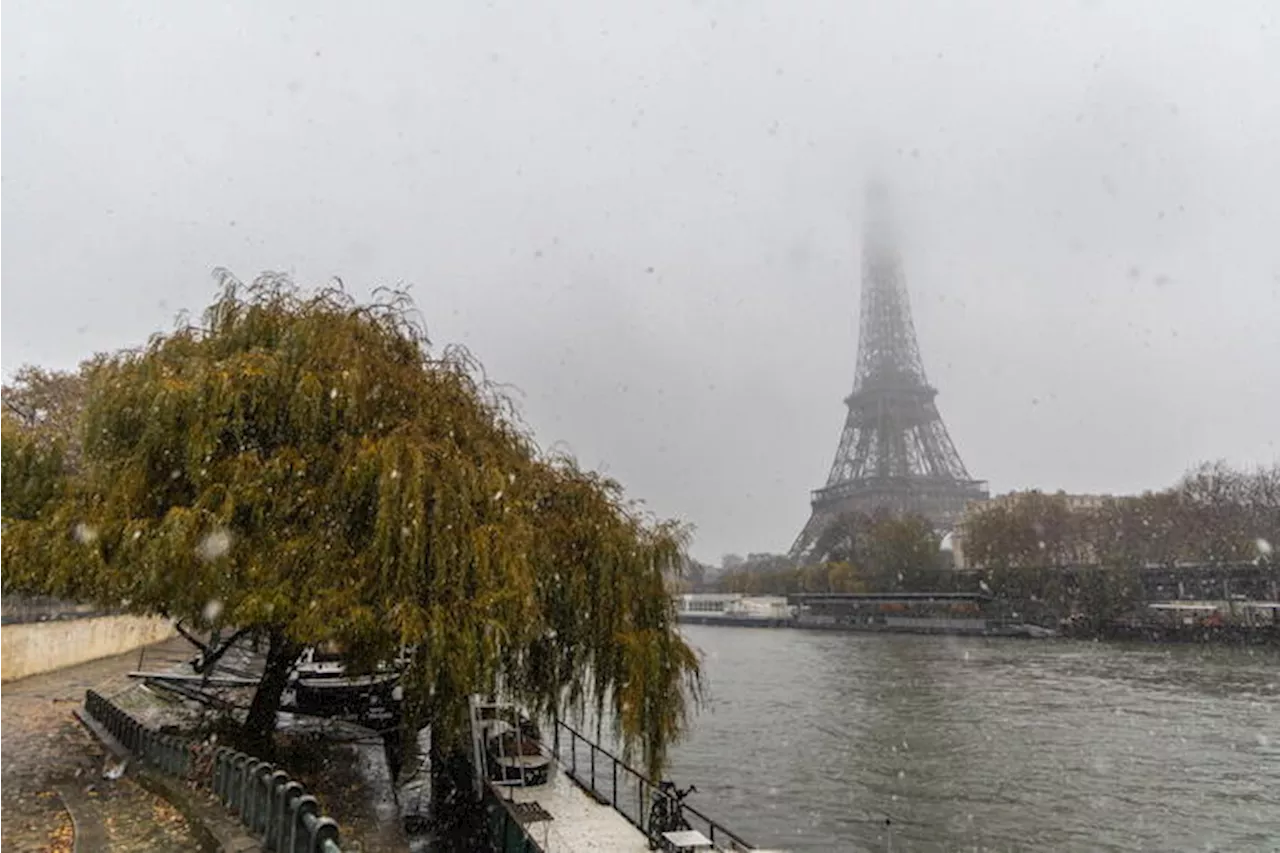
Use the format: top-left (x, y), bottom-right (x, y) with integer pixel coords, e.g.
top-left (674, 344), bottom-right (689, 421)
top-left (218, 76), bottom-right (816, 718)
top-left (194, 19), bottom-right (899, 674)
top-left (426, 698), bottom-right (485, 842)
top-left (242, 627), bottom-right (301, 756)
top-left (429, 735), bottom-right (484, 842)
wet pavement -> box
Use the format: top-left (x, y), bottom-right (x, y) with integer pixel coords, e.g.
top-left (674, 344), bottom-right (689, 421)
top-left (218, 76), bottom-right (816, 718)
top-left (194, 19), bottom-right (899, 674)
top-left (4, 631), bottom-right (442, 851)
top-left (1, 636), bottom-right (203, 852)
top-left (268, 724), bottom-right (414, 851)
top-left (125, 635), bottom-right (413, 850)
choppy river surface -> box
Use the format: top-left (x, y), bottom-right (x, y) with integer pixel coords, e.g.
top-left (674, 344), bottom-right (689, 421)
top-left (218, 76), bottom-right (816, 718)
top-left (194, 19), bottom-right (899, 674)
top-left (668, 626), bottom-right (1280, 852)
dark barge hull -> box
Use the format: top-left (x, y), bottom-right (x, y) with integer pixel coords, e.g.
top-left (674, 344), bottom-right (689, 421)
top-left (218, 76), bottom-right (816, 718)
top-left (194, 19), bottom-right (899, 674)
top-left (1096, 623), bottom-right (1280, 645)
top-left (678, 615), bottom-right (1053, 638)
top-left (290, 675), bottom-right (399, 718)
top-left (675, 614), bottom-right (791, 627)
top-left (789, 620), bottom-right (1051, 638)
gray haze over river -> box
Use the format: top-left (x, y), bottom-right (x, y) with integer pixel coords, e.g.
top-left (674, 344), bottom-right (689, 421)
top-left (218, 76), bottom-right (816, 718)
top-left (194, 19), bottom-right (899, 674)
top-left (668, 626), bottom-right (1280, 852)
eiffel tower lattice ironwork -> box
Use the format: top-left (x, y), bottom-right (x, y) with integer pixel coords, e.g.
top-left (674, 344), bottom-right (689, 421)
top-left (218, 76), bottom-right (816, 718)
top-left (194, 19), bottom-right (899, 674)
top-left (791, 185), bottom-right (987, 559)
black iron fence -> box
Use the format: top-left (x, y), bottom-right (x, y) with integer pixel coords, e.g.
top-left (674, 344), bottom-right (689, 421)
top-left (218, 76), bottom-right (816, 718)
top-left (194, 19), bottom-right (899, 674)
top-left (84, 690), bottom-right (343, 852)
top-left (552, 718), bottom-right (753, 851)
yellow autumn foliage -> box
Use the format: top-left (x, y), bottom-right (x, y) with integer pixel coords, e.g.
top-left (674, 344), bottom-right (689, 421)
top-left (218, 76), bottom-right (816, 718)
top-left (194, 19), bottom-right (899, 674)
top-left (1, 272), bottom-right (699, 775)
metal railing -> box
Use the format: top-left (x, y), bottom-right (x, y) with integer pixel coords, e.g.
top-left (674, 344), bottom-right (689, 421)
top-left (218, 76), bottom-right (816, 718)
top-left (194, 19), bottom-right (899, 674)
top-left (483, 781), bottom-right (547, 853)
top-left (552, 718), bottom-right (753, 851)
top-left (84, 690), bottom-right (343, 852)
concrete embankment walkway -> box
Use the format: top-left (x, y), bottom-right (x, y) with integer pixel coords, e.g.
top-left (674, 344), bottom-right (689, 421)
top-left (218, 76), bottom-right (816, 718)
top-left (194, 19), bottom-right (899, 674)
top-left (1, 636), bottom-right (204, 851)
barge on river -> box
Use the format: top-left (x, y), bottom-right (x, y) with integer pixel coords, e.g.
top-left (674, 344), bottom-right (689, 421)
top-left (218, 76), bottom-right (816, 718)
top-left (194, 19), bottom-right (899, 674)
top-left (675, 592), bottom-right (1054, 638)
top-left (1089, 600), bottom-right (1280, 645)
top-left (672, 594), bottom-right (793, 627)
top-left (468, 698), bottom-right (781, 853)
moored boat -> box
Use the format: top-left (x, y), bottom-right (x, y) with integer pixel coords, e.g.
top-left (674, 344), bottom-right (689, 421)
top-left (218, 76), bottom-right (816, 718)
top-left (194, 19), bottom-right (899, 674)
top-left (674, 592), bottom-right (1059, 638)
top-left (467, 697), bottom-right (773, 852)
top-left (791, 593), bottom-right (1057, 638)
top-left (288, 644), bottom-right (403, 723)
top-left (674, 594), bottom-right (794, 627)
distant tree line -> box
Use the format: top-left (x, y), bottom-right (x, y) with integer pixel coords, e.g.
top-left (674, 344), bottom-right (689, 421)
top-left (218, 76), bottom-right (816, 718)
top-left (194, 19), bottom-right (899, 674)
top-left (706, 462), bottom-right (1277, 632)
top-left (962, 463), bottom-right (1278, 628)
top-left (714, 511), bottom-right (950, 596)
top-left (964, 463), bottom-right (1278, 571)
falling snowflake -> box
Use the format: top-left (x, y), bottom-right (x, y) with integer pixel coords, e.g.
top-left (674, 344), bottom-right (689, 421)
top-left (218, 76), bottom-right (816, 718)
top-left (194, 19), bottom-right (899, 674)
top-left (73, 523), bottom-right (98, 544)
top-left (1258, 538), bottom-right (1273, 556)
top-left (203, 599), bottom-right (224, 622)
top-left (195, 529), bottom-right (233, 562)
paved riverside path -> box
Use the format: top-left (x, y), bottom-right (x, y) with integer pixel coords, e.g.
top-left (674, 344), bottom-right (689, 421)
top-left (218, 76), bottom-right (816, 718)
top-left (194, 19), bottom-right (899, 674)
top-left (1, 635), bottom-right (203, 851)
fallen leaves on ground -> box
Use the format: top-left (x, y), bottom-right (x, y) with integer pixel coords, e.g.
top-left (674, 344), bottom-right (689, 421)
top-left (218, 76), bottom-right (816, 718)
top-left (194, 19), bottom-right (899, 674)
top-left (47, 813), bottom-right (74, 853)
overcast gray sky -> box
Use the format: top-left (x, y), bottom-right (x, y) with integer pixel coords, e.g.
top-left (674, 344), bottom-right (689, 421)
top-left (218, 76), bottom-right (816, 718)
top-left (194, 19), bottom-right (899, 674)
top-left (4, 0), bottom-right (1278, 562)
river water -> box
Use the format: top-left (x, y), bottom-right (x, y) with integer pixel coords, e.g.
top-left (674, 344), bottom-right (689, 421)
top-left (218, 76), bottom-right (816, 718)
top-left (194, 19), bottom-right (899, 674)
top-left (667, 625), bottom-right (1280, 852)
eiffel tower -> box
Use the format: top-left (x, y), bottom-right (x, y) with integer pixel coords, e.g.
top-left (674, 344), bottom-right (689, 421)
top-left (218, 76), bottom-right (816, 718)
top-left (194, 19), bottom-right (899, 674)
top-left (791, 183), bottom-right (987, 559)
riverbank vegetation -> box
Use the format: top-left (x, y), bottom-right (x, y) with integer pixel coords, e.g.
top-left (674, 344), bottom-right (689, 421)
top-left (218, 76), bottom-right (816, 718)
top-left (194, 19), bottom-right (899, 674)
top-left (713, 464), bottom-right (1276, 631)
top-left (961, 467), bottom-right (1277, 628)
top-left (715, 512), bottom-right (948, 595)
top-left (1, 272), bottom-right (699, 777)
top-left (963, 464), bottom-right (1278, 572)
top-left (967, 461), bottom-right (1280, 568)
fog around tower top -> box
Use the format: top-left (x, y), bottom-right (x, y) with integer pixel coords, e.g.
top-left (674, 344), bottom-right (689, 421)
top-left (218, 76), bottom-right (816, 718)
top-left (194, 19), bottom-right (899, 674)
top-left (4, 0), bottom-right (1278, 562)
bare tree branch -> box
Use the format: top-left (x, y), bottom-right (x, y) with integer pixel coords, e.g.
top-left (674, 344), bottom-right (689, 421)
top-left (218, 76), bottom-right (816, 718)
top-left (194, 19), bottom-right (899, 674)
top-left (197, 626), bottom-right (254, 675)
top-left (173, 619), bottom-right (212, 656)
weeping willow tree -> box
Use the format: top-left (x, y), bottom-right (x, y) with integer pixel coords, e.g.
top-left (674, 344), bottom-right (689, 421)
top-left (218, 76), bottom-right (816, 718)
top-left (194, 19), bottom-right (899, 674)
top-left (2, 414), bottom-right (70, 522)
top-left (0, 414), bottom-right (70, 594)
top-left (2, 363), bottom-right (92, 471)
top-left (1, 272), bottom-right (699, 774)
